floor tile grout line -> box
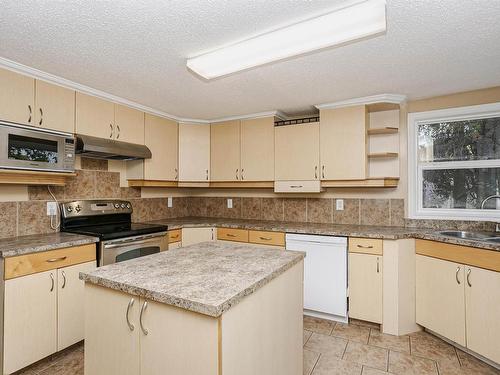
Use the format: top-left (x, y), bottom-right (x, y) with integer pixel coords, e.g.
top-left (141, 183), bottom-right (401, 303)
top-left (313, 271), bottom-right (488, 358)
top-left (309, 352), bottom-right (321, 375)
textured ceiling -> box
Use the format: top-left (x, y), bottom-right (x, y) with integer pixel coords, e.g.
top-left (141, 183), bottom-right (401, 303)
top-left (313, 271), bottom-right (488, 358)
top-left (1, 0), bottom-right (500, 120)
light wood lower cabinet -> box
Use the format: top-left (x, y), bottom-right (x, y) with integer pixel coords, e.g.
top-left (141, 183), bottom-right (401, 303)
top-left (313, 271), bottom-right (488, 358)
top-left (348, 253), bottom-right (383, 324)
top-left (217, 228), bottom-right (249, 243)
top-left (3, 270), bottom-right (57, 374)
top-left (465, 266), bottom-right (500, 364)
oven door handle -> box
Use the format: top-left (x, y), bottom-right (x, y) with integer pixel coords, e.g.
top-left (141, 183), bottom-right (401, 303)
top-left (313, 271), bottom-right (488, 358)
top-left (103, 235), bottom-right (165, 249)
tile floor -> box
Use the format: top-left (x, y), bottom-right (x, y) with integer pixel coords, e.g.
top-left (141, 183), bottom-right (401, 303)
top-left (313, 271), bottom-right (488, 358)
top-left (12, 316), bottom-right (500, 375)
top-left (303, 316), bottom-right (500, 375)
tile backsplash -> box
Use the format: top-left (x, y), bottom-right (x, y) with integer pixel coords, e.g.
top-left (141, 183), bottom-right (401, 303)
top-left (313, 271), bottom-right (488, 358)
top-left (0, 158), bottom-right (496, 239)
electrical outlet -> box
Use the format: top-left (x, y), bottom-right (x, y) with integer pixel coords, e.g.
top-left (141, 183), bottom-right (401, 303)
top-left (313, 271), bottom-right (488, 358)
top-left (167, 197), bottom-right (173, 208)
top-left (47, 202), bottom-right (58, 216)
top-left (227, 198), bottom-right (233, 209)
top-left (336, 199), bottom-right (344, 211)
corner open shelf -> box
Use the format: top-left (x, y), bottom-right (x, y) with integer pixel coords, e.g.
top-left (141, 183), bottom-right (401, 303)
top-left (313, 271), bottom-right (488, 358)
top-left (368, 152), bottom-right (399, 159)
top-left (367, 127), bottom-right (399, 135)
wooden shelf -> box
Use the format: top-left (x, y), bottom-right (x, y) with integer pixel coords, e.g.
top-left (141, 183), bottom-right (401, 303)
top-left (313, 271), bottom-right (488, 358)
top-left (367, 127), bottom-right (399, 135)
top-left (0, 169), bottom-right (76, 186)
top-left (321, 178), bottom-right (399, 188)
top-left (368, 152), bottom-right (399, 159)
top-left (128, 180), bottom-right (274, 189)
top-left (128, 179), bottom-right (178, 188)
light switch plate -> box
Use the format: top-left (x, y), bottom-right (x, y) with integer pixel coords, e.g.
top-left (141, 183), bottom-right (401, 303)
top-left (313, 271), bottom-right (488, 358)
top-left (227, 198), bottom-right (233, 209)
top-left (47, 201), bottom-right (58, 216)
top-left (336, 199), bottom-right (344, 211)
top-left (167, 197), bottom-right (173, 208)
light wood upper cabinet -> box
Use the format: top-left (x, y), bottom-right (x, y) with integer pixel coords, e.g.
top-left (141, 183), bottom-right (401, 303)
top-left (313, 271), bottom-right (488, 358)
top-left (178, 123), bottom-right (210, 182)
top-left (144, 114), bottom-right (178, 181)
top-left (211, 120), bottom-right (240, 181)
top-left (465, 266), bottom-right (500, 364)
top-left (348, 253), bottom-right (383, 323)
top-left (57, 261), bottom-right (96, 351)
top-left (416, 255), bottom-right (466, 346)
top-left (240, 117), bottom-right (274, 181)
top-left (0, 68), bottom-right (35, 126)
top-left (35, 80), bottom-right (75, 133)
top-left (275, 122), bottom-right (320, 181)
top-left (4, 270), bottom-right (57, 374)
top-left (320, 105), bottom-right (367, 180)
top-left (75, 92), bottom-right (115, 139)
top-left (114, 104), bottom-right (145, 144)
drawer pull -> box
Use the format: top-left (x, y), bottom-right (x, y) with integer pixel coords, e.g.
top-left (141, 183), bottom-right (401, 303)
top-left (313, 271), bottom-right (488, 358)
top-left (456, 266), bottom-right (461, 284)
top-left (376, 257), bottom-right (380, 273)
top-left (226, 234), bottom-right (237, 237)
top-left (356, 245), bottom-right (374, 249)
top-left (259, 237), bottom-right (272, 241)
top-left (46, 256), bottom-right (67, 263)
top-left (170, 234), bottom-right (179, 239)
top-left (290, 185), bottom-right (303, 188)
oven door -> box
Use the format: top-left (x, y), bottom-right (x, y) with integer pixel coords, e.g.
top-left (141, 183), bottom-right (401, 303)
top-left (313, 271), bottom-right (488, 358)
top-left (0, 122), bottom-right (75, 172)
top-left (99, 232), bottom-right (168, 266)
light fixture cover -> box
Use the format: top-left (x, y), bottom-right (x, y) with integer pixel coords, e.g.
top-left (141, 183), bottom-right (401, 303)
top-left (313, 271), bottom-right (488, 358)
top-left (187, 0), bottom-right (386, 79)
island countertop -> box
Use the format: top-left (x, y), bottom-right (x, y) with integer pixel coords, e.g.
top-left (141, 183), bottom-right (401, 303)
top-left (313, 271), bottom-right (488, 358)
top-left (80, 241), bottom-right (305, 317)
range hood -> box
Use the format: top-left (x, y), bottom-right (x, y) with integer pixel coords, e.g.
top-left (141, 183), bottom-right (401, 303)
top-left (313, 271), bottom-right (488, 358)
top-left (75, 135), bottom-right (152, 160)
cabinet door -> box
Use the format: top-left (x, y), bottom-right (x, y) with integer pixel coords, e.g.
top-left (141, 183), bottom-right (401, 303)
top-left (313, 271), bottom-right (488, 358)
top-left (240, 117), bottom-right (274, 181)
top-left (0, 68), bottom-right (35, 125)
top-left (178, 123), bottom-right (210, 181)
top-left (140, 299), bottom-right (219, 375)
top-left (114, 104), bottom-right (145, 144)
top-left (348, 253), bottom-right (383, 323)
top-left (415, 255), bottom-right (466, 346)
top-left (35, 80), bottom-right (75, 133)
top-left (58, 261), bottom-right (96, 351)
top-left (465, 266), bottom-right (500, 363)
top-left (4, 270), bottom-right (57, 374)
top-left (84, 284), bottom-right (140, 375)
top-left (75, 92), bottom-right (115, 139)
top-left (211, 120), bottom-right (240, 181)
top-left (275, 122), bottom-right (320, 181)
top-left (320, 106), bottom-right (367, 180)
top-left (144, 114), bottom-right (178, 180)
top-left (181, 227), bottom-right (214, 247)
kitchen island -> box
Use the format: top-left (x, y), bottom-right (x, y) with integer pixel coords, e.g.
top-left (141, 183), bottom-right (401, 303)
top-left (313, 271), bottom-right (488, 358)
top-left (80, 241), bottom-right (305, 375)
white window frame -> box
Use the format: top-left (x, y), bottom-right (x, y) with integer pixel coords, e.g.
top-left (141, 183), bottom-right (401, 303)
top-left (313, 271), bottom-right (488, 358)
top-left (408, 102), bottom-right (500, 221)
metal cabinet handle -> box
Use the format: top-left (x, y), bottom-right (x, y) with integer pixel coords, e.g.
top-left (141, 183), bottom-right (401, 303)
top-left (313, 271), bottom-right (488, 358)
top-left (139, 301), bottom-right (148, 335)
top-left (206, 169), bottom-right (209, 180)
top-left (110, 124), bottom-right (114, 138)
top-left (376, 257), bottom-right (380, 273)
top-left (290, 185), bottom-right (303, 188)
top-left (170, 234), bottom-right (179, 239)
top-left (236, 168), bottom-right (239, 180)
top-left (28, 105), bottom-right (32, 123)
top-left (175, 168), bottom-right (178, 180)
top-left (466, 268), bottom-right (472, 287)
top-left (322, 165), bottom-right (325, 179)
top-left (126, 298), bottom-right (135, 331)
top-left (241, 168), bottom-right (244, 180)
top-left (50, 273), bottom-right (54, 292)
top-left (259, 237), bottom-right (272, 241)
top-left (61, 270), bottom-right (67, 289)
top-left (46, 256), bottom-right (67, 263)
top-left (315, 166), bottom-right (318, 179)
top-left (456, 266), bottom-right (461, 284)
top-left (226, 233), bottom-right (236, 237)
top-left (357, 244), bottom-right (374, 249)
top-left (39, 108), bottom-right (43, 125)
top-left (116, 125), bottom-right (120, 139)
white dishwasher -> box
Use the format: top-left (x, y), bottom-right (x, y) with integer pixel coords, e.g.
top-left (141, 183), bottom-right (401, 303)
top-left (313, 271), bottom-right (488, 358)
top-left (286, 233), bottom-right (348, 322)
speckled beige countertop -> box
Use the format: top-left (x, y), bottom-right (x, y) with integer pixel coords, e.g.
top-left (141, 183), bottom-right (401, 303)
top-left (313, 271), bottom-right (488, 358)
top-left (0, 232), bottom-right (99, 258)
top-left (149, 217), bottom-right (500, 252)
top-left (80, 241), bottom-right (305, 317)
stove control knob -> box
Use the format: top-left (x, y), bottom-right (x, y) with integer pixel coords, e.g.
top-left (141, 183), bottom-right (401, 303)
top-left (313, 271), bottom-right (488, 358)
top-left (67, 206), bottom-right (73, 213)
top-left (75, 205), bottom-right (81, 213)
top-left (114, 203), bottom-right (120, 209)
top-left (126, 203), bottom-right (131, 209)
top-left (121, 203), bottom-right (126, 209)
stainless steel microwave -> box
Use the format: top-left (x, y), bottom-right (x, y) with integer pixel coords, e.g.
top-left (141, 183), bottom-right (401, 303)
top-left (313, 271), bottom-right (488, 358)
top-left (0, 121), bottom-right (75, 172)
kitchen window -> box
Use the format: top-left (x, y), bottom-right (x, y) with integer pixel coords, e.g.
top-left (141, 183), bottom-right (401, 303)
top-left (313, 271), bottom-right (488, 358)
top-left (408, 103), bottom-right (500, 221)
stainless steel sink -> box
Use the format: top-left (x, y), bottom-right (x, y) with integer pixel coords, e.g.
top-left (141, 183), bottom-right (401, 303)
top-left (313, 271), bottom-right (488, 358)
top-left (436, 230), bottom-right (500, 242)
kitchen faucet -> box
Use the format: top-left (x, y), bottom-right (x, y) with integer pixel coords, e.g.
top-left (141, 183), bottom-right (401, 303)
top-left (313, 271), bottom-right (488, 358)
top-left (480, 195), bottom-right (500, 232)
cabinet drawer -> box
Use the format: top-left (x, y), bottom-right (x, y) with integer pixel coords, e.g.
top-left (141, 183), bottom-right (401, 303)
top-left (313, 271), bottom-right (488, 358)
top-left (4, 244), bottom-right (96, 280)
top-left (217, 228), bottom-right (249, 243)
top-left (349, 238), bottom-right (383, 255)
top-left (248, 230), bottom-right (285, 247)
top-left (274, 180), bottom-right (322, 193)
top-left (167, 229), bottom-right (182, 243)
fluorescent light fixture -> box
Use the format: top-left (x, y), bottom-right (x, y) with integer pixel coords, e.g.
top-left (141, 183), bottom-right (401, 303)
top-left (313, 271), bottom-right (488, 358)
top-left (187, 0), bottom-right (386, 79)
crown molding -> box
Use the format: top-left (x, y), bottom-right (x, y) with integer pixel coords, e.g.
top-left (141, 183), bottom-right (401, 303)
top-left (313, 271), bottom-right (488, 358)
top-left (210, 110), bottom-right (287, 123)
top-left (315, 93), bottom-right (407, 110)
